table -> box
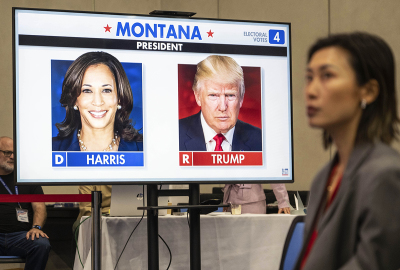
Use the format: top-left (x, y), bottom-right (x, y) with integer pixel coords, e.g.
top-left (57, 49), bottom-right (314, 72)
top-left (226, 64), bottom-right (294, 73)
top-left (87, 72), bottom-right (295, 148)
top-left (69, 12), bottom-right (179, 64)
top-left (74, 214), bottom-right (296, 270)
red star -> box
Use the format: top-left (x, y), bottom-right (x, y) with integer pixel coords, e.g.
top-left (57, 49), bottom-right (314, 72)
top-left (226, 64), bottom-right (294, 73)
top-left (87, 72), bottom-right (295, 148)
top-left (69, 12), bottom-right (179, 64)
top-left (207, 30), bottom-right (214, 37)
top-left (104, 24), bottom-right (112, 32)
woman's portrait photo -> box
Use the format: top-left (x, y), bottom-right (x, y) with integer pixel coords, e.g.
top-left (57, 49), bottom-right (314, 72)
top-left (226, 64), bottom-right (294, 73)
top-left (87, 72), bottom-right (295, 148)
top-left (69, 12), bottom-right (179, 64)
top-left (51, 51), bottom-right (143, 152)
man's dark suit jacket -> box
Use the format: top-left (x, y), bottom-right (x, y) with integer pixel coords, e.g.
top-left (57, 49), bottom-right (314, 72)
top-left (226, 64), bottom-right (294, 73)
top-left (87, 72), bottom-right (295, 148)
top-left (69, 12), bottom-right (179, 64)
top-left (179, 111), bottom-right (262, 151)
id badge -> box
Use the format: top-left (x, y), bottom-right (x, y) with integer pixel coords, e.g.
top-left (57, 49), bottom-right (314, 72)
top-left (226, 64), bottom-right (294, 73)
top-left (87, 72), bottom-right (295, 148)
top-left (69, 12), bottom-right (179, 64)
top-left (16, 208), bottom-right (29, 223)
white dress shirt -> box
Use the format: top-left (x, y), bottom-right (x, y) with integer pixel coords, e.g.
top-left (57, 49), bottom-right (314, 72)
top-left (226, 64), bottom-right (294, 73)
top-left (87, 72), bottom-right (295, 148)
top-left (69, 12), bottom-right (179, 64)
top-left (200, 112), bottom-right (235, 151)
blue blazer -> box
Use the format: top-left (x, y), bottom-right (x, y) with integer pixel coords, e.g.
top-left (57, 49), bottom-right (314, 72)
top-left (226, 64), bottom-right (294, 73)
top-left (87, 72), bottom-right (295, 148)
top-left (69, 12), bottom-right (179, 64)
top-left (179, 111), bottom-right (262, 151)
top-left (52, 129), bottom-right (143, 151)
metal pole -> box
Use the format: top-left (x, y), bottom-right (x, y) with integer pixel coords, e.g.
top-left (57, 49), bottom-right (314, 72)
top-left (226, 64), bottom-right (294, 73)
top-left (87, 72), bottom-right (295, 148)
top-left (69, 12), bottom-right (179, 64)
top-left (189, 184), bottom-right (201, 270)
top-left (147, 184), bottom-right (159, 270)
top-left (91, 191), bottom-right (102, 270)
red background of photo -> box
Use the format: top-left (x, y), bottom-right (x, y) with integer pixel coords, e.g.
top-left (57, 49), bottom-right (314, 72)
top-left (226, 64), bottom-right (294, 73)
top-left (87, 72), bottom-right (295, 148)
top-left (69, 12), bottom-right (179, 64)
top-left (178, 64), bottom-right (262, 129)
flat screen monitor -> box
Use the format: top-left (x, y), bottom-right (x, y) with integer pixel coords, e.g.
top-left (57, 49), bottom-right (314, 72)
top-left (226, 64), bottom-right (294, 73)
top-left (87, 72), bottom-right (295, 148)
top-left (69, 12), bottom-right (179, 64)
top-left (13, 8), bottom-right (293, 185)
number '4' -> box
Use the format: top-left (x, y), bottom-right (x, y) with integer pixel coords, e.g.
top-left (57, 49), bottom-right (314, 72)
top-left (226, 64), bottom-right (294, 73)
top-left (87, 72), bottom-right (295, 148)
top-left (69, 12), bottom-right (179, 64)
top-left (274, 32), bottom-right (280, 42)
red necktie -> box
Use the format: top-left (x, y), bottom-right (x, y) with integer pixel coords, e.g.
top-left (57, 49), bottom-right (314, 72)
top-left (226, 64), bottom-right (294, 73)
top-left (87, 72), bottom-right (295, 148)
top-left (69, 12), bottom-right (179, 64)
top-left (213, 134), bottom-right (225, 151)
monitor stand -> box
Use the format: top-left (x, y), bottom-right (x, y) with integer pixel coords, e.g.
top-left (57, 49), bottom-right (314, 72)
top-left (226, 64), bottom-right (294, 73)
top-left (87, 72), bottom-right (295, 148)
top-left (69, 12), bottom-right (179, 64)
top-left (142, 183), bottom-right (228, 270)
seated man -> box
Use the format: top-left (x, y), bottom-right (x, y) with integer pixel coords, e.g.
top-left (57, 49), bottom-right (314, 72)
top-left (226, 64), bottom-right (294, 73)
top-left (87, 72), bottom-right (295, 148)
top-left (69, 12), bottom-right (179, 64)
top-left (0, 136), bottom-right (51, 270)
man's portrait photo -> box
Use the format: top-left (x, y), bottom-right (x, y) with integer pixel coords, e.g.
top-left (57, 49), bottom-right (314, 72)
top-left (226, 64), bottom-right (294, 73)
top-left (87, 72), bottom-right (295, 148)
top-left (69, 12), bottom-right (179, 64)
top-left (178, 55), bottom-right (262, 152)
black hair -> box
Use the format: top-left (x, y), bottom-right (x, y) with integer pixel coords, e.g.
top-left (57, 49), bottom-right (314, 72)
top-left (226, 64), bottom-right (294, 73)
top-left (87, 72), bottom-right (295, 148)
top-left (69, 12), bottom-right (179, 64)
top-left (308, 32), bottom-right (398, 147)
top-left (55, 51), bottom-right (142, 142)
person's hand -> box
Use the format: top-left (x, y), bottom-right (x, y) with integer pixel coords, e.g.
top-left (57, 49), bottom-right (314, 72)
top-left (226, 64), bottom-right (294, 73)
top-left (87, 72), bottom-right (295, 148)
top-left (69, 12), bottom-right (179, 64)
top-left (26, 228), bottom-right (49, 240)
top-left (278, 207), bottom-right (291, 214)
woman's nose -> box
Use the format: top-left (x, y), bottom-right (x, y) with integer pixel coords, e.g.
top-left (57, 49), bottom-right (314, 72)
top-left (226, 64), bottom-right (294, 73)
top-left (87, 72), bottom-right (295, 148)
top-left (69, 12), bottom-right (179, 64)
top-left (92, 91), bottom-right (104, 106)
top-left (305, 79), bottom-right (318, 100)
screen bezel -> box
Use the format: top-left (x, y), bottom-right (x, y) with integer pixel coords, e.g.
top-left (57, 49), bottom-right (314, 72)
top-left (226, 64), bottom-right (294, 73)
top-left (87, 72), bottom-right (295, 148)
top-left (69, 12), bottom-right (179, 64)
top-left (13, 7), bottom-right (294, 185)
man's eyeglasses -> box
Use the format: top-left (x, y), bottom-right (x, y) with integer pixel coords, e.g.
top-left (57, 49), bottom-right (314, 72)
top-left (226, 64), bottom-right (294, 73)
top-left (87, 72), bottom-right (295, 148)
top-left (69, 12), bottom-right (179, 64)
top-left (0, 150), bottom-right (13, 157)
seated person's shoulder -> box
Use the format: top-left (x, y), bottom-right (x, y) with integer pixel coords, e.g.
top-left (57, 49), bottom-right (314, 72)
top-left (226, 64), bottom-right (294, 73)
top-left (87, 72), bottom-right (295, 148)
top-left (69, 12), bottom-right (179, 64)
top-left (79, 185), bottom-right (112, 194)
top-left (17, 184), bottom-right (44, 195)
top-left (79, 186), bottom-right (94, 194)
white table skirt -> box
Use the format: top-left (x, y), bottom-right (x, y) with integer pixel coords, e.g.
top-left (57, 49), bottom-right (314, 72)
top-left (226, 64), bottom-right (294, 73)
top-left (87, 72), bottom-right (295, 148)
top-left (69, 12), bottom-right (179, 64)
top-left (74, 214), bottom-right (296, 270)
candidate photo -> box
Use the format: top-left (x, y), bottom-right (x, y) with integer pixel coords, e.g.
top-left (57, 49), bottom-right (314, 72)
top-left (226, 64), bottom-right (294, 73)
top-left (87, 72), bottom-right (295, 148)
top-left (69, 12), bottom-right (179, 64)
top-left (52, 51), bottom-right (143, 152)
top-left (178, 55), bottom-right (262, 151)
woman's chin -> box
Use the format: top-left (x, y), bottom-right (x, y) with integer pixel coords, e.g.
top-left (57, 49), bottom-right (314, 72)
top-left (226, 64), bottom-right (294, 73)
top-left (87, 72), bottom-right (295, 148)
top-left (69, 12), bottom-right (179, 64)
top-left (308, 122), bottom-right (328, 130)
top-left (82, 122), bottom-right (114, 131)
top-left (308, 120), bottom-right (320, 128)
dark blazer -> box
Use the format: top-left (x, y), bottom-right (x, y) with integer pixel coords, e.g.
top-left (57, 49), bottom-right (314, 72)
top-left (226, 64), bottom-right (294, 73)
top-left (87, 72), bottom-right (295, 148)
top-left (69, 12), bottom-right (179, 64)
top-left (179, 111), bottom-right (262, 151)
top-left (52, 129), bottom-right (143, 151)
top-left (296, 142), bottom-right (400, 270)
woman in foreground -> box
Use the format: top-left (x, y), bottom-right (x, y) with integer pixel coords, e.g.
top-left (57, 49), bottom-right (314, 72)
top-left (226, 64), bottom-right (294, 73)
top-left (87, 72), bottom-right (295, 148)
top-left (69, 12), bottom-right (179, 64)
top-left (297, 32), bottom-right (400, 270)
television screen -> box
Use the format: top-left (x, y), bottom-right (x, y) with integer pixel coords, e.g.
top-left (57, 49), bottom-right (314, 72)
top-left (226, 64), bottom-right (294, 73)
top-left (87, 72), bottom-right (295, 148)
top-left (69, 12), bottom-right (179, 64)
top-left (14, 8), bottom-right (293, 185)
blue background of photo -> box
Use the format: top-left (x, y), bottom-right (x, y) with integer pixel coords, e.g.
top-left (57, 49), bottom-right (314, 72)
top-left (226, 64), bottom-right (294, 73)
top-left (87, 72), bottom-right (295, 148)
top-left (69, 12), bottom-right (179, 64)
top-left (51, 60), bottom-right (143, 137)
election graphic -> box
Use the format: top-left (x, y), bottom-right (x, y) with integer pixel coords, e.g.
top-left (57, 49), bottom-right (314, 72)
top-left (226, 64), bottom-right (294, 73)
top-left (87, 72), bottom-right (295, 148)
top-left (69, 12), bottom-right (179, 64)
top-left (51, 52), bottom-right (144, 167)
top-left (15, 8), bottom-right (292, 184)
top-left (178, 57), bottom-right (263, 167)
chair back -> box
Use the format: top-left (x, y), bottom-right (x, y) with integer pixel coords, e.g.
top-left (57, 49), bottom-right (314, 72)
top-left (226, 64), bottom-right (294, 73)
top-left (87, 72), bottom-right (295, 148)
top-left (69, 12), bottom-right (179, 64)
top-left (279, 215), bottom-right (305, 270)
top-left (0, 255), bottom-right (26, 264)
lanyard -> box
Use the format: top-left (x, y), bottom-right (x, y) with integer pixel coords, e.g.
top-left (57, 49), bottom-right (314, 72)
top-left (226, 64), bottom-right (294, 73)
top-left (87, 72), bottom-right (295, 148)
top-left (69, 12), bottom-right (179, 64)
top-left (0, 176), bottom-right (22, 208)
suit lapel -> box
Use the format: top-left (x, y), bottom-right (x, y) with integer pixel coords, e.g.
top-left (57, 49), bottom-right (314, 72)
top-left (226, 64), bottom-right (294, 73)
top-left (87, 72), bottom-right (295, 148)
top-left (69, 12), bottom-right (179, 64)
top-left (184, 112), bottom-right (207, 151)
top-left (232, 120), bottom-right (250, 151)
top-left (294, 160), bottom-right (334, 270)
top-left (316, 143), bottom-right (374, 232)
top-left (301, 158), bottom-right (335, 250)
top-left (306, 162), bottom-right (332, 230)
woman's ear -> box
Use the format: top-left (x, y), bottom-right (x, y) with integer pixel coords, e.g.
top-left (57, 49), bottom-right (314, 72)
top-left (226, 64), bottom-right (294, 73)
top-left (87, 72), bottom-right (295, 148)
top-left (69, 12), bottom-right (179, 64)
top-left (361, 79), bottom-right (380, 105)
